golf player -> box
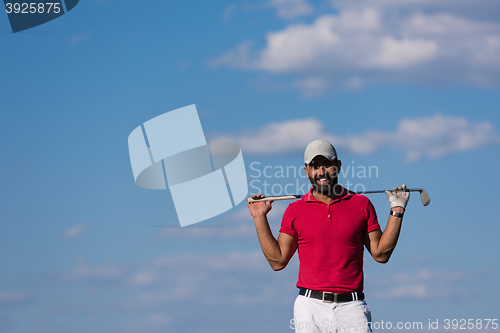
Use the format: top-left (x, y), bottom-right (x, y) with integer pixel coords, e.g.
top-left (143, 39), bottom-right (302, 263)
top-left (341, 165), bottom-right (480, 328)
top-left (247, 139), bottom-right (410, 333)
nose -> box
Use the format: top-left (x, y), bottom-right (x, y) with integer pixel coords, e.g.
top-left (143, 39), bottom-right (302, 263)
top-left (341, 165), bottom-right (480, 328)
top-left (317, 166), bottom-right (326, 175)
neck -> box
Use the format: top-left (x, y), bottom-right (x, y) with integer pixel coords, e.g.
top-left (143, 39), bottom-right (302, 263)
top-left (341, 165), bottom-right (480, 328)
top-left (312, 184), bottom-right (343, 204)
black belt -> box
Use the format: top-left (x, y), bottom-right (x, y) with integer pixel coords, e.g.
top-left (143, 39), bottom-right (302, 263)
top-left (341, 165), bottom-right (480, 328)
top-left (299, 288), bottom-right (364, 303)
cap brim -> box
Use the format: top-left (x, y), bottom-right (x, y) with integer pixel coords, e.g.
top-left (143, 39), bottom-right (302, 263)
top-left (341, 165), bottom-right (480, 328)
top-left (304, 153), bottom-right (336, 164)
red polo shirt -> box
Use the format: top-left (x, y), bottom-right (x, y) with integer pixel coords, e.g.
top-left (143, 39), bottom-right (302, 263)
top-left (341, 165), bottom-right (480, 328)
top-left (279, 186), bottom-right (380, 293)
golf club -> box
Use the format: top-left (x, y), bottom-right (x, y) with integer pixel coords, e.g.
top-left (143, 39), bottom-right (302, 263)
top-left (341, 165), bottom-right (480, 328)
top-left (247, 188), bottom-right (431, 206)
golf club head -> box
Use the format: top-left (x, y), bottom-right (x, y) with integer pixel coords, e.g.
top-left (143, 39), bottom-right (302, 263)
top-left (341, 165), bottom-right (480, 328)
top-left (417, 189), bottom-right (431, 206)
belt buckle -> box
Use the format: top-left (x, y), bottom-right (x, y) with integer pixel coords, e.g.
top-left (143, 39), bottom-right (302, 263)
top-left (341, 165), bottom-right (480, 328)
top-left (321, 291), bottom-right (334, 303)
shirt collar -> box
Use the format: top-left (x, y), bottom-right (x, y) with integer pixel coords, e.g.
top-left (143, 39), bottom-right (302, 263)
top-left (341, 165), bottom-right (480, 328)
top-left (304, 186), bottom-right (352, 204)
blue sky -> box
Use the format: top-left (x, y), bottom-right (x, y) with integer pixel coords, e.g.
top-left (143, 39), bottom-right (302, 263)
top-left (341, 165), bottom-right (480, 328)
top-left (1, 0), bottom-right (500, 332)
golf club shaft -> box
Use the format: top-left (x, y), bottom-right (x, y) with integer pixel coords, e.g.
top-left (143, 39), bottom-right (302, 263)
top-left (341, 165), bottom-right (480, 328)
top-left (248, 188), bottom-right (430, 206)
top-left (356, 188), bottom-right (423, 194)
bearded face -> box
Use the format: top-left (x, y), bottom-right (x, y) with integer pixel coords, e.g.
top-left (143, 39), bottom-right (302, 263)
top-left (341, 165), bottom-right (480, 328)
top-left (306, 156), bottom-right (341, 196)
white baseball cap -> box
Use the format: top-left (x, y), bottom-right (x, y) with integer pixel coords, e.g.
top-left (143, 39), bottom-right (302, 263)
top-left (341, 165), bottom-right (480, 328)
top-left (304, 139), bottom-right (337, 164)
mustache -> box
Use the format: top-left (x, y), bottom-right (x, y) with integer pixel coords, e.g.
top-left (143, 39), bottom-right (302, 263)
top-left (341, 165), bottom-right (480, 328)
top-left (314, 173), bottom-right (335, 181)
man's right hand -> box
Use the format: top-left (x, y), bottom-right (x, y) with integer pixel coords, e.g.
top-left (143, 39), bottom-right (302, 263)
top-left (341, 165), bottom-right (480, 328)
top-left (247, 194), bottom-right (273, 218)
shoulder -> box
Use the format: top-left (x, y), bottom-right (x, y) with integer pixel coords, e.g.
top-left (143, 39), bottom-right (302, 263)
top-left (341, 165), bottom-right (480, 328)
top-left (348, 192), bottom-right (378, 225)
top-left (283, 195), bottom-right (309, 218)
top-left (347, 192), bottom-right (375, 211)
top-left (348, 192), bottom-right (370, 203)
top-left (284, 199), bottom-right (302, 214)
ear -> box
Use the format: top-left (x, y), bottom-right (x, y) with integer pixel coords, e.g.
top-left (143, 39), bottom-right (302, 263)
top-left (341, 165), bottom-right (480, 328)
top-left (335, 160), bottom-right (342, 174)
top-left (304, 165), bottom-right (310, 179)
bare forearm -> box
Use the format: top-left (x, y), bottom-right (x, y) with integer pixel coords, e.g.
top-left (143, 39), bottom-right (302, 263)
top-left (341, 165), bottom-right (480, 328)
top-left (253, 216), bottom-right (283, 268)
top-left (376, 208), bottom-right (404, 262)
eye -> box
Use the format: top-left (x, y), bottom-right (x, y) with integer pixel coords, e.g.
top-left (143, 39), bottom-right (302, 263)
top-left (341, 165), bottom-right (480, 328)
top-left (312, 164), bottom-right (334, 169)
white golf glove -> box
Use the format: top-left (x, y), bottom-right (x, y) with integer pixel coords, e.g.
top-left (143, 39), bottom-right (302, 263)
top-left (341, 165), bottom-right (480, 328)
top-left (385, 184), bottom-right (410, 209)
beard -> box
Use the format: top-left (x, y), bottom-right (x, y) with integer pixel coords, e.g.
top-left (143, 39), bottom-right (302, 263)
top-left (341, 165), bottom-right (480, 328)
top-left (308, 171), bottom-right (339, 196)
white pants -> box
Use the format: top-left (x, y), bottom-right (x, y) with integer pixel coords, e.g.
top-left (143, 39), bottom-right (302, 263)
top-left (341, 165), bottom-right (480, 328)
top-left (292, 295), bottom-right (372, 333)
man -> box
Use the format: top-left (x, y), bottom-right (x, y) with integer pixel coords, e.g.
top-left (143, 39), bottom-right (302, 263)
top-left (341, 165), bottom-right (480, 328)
top-left (247, 139), bottom-right (409, 333)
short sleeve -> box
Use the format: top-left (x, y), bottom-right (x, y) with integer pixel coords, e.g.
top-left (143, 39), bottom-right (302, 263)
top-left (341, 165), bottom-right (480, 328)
top-left (279, 204), bottom-right (298, 237)
top-left (365, 199), bottom-right (380, 233)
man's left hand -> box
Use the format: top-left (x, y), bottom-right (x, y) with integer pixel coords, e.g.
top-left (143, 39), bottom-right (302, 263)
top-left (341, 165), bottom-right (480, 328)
top-left (385, 184), bottom-right (410, 209)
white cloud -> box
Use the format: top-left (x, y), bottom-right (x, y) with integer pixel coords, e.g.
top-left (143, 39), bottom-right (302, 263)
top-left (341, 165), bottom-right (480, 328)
top-left (346, 76), bottom-right (364, 90)
top-left (0, 292), bottom-right (32, 307)
top-left (213, 114), bottom-right (500, 161)
top-left (56, 251), bottom-right (296, 310)
top-left (213, 0), bottom-right (500, 93)
top-left (46, 250), bottom-right (485, 331)
top-left (69, 33), bottom-right (91, 46)
top-left (57, 258), bottom-right (122, 282)
top-left (130, 313), bottom-right (171, 331)
top-left (333, 0), bottom-right (500, 22)
top-left (269, 0), bottom-right (314, 19)
top-left (129, 270), bottom-right (156, 287)
top-left (392, 115), bottom-right (500, 160)
top-left (214, 118), bottom-right (328, 155)
top-left (222, 4), bottom-right (238, 21)
top-left (152, 251), bottom-right (269, 274)
top-left (158, 219), bottom-right (255, 240)
top-left (294, 77), bottom-right (328, 97)
top-left (371, 269), bottom-right (477, 300)
top-left (158, 204), bottom-right (287, 240)
top-left (46, 250), bottom-right (296, 332)
top-left (363, 36), bottom-right (438, 69)
top-left (63, 224), bottom-right (89, 239)
top-left (107, 313), bottom-right (172, 333)
top-left (50, 251), bottom-right (488, 330)
top-left (375, 284), bottom-right (431, 299)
